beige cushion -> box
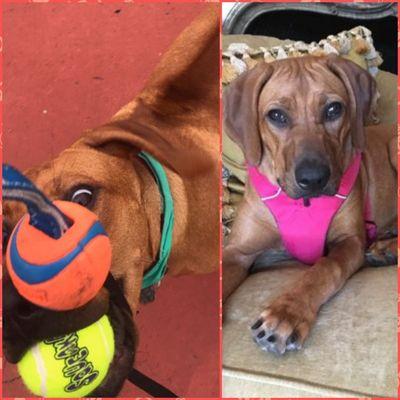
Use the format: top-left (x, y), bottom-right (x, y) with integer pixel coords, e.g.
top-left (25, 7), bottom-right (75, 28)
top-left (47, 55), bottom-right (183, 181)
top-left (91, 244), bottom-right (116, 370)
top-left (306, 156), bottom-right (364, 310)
top-left (223, 265), bottom-right (397, 397)
top-left (223, 34), bottom-right (292, 49)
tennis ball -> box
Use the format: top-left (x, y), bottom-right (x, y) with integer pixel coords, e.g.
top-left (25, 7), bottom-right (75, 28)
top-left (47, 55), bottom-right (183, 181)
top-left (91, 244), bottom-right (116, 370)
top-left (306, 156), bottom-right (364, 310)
top-left (18, 315), bottom-right (115, 398)
top-left (6, 200), bottom-right (112, 310)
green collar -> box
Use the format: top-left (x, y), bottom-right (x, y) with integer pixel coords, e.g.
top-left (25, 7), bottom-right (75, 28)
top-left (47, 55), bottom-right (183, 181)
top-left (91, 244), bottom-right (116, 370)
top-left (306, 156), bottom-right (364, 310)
top-left (139, 151), bottom-right (174, 289)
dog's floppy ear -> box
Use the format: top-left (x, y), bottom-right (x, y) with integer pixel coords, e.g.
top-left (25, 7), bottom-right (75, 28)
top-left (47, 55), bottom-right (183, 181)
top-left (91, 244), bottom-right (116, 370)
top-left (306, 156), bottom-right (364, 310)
top-left (326, 55), bottom-right (377, 150)
top-left (83, 5), bottom-right (219, 176)
top-left (223, 62), bottom-right (273, 166)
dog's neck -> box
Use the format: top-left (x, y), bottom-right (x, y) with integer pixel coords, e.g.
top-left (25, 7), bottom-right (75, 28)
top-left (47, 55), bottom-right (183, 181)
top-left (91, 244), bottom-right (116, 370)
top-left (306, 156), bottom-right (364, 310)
top-left (132, 155), bottom-right (162, 268)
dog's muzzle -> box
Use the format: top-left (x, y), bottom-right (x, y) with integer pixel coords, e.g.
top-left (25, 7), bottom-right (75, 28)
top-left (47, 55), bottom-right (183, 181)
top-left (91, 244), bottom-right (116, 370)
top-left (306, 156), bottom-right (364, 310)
top-left (294, 158), bottom-right (331, 197)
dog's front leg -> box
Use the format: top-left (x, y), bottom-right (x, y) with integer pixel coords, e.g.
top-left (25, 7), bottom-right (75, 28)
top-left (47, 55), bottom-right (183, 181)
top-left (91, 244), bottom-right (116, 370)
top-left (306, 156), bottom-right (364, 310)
top-left (251, 235), bottom-right (364, 355)
top-left (223, 197), bottom-right (281, 302)
top-left (223, 245), bottom-right (259, 302)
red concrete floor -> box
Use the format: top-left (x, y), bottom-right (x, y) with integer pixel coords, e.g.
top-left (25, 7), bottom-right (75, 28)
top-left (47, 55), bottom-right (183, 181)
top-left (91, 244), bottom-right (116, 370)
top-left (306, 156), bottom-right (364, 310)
top-left (2, 2), bottom-right (220, 397)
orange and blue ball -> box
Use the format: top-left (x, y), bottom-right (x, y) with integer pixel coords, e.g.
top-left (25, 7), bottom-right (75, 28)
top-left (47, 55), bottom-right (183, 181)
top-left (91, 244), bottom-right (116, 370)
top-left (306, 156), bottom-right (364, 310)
top-left (6, 200), bottom-right (111, 311)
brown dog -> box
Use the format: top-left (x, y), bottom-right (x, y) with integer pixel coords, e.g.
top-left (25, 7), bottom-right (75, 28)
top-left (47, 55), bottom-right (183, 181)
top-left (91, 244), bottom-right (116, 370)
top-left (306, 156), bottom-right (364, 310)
top-left (3, 5), bottom-right (219, 387)
top-left (223, 55), bottom-right (397, 355)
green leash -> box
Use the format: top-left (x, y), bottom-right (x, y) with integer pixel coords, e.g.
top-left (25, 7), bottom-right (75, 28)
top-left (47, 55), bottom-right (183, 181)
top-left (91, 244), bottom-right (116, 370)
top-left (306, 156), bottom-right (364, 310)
top-left (139, 151), bottom-right (174, 289)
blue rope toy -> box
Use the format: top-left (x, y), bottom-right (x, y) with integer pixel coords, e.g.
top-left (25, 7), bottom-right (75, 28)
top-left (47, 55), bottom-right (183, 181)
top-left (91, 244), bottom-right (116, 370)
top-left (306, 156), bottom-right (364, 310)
top-left (3, 164), bottom-right (71, 238)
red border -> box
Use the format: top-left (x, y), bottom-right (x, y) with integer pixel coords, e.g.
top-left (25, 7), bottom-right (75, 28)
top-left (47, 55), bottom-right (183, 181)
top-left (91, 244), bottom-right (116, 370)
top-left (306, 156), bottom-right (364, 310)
top-left (0, 1), bottom-right (399, 400)
top-left (219, 2), bottom-right (223, 399)
top-left (0, 2), bottom-right (218, 400)
top-left (220, 1), bottom-right (399, 400)
top-left (1, 0), bottom-right (4, 397)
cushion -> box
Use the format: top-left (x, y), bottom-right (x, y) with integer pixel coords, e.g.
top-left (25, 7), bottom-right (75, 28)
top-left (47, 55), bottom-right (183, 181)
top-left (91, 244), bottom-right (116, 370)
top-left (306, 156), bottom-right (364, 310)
top-left (222, 27), bottom-right (383, 86)
top-left (223, 265), bottom-right (397, 397)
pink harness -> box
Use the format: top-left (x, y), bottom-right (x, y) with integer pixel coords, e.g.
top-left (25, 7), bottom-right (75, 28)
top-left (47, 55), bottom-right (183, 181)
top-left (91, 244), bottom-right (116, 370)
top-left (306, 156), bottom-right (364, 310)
top-left (248, 152), bottom-right (377, 265)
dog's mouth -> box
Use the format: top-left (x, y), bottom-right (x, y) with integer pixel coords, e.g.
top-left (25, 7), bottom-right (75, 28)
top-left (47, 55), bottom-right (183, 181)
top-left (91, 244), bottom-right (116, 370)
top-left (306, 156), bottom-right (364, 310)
top-left (297, 185), bottom-right (337, 200)
top-left (3, 222), bottom-right (11, 252)
top-left (279, 176), bottom-right (338, 201)
top-left (91, 276), bottom-right (137, 396)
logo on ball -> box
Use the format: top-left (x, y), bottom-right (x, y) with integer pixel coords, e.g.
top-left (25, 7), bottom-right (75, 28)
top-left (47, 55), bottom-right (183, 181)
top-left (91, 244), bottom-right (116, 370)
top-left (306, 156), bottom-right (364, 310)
top-left (45, 333), bottom-right (99, 393)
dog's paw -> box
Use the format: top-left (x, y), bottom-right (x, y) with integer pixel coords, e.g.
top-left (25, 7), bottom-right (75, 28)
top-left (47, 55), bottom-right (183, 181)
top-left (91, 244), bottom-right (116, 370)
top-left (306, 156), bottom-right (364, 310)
top-left (366, 238), bottom-right (398, 267)
top-left (251, 295), bottom-right (316, 355)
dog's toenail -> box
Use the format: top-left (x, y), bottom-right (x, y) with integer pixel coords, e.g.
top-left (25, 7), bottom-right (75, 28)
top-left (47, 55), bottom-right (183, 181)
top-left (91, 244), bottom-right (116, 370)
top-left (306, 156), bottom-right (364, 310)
top-left (257, 330), bottom-right (266, 339)
top-left (288, 333), bottom-right (298, 344)
top-left (251, 319), bottom-right (263, 330)
top-left (267, 335), bottom-right (276, 343)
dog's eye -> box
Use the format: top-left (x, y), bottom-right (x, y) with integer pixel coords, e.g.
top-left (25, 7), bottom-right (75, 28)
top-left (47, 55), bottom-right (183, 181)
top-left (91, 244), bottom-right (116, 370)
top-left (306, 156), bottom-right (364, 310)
top-left (69, 187), bottom-right (95, 208)
top-left (324, 102), bottom-right (343, 122)
top-left (266, 109), bottom-right (289, 127)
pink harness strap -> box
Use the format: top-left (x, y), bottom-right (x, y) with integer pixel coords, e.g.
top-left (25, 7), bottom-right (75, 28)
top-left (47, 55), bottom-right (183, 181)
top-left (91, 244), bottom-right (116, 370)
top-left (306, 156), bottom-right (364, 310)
top-left (248, 152), bottom-right (374, 265)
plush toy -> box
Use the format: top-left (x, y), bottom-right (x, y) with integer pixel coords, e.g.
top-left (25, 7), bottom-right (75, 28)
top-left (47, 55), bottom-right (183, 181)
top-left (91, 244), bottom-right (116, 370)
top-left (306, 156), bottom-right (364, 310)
top-left (3, 164), bottom-right (111, 310)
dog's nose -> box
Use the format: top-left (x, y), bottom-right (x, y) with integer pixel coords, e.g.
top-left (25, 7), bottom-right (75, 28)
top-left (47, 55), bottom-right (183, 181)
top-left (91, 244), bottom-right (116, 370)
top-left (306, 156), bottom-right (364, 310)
top-left (295, 159), bottom-right (331, 193)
